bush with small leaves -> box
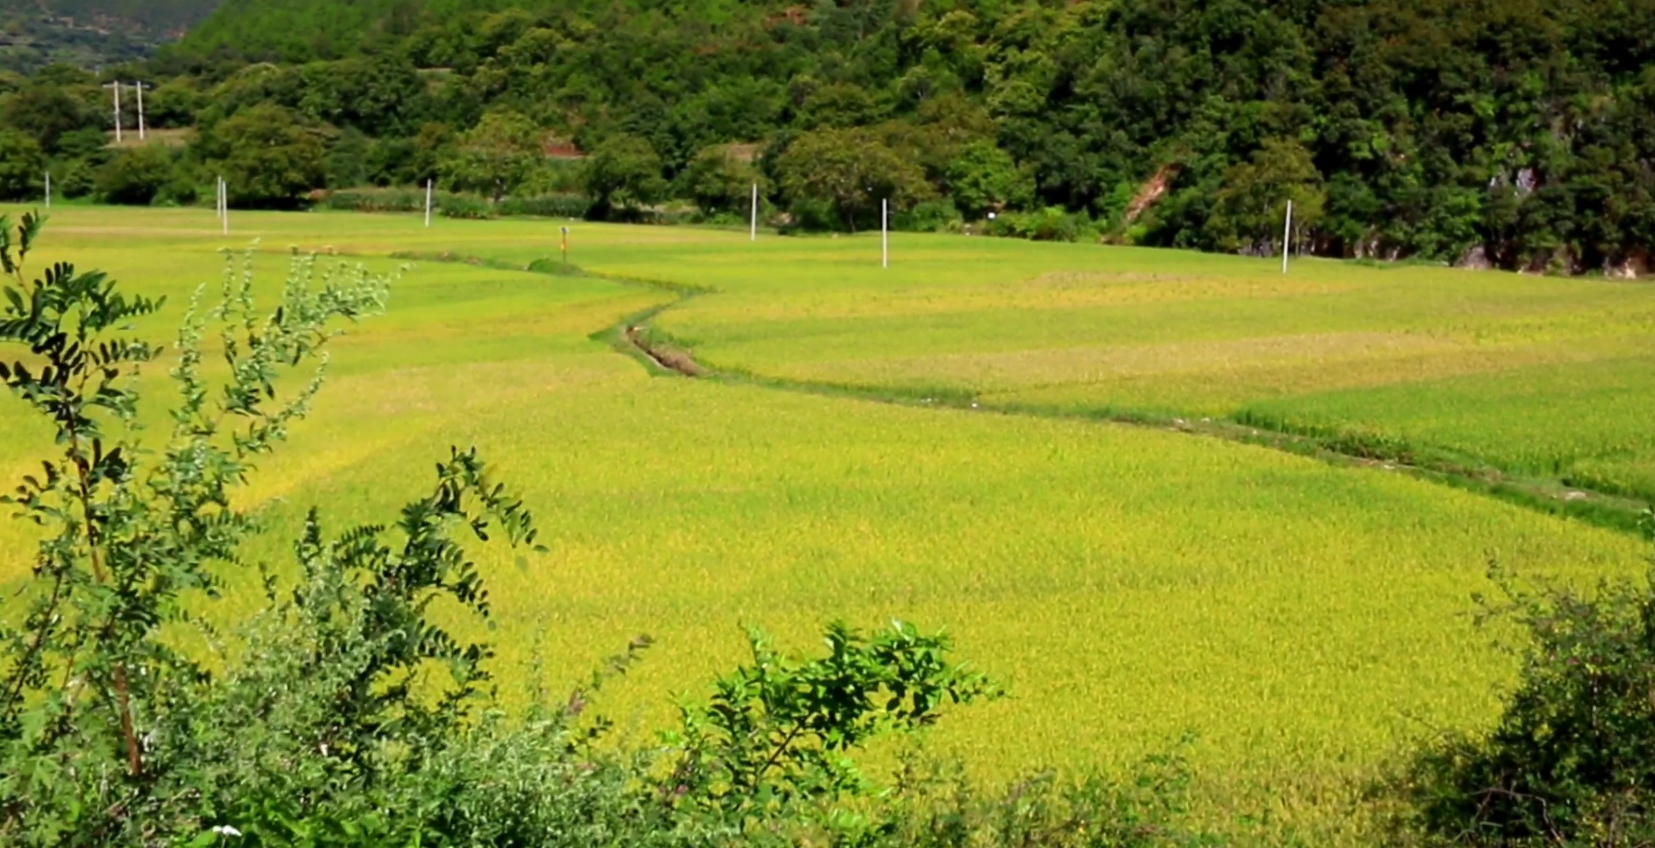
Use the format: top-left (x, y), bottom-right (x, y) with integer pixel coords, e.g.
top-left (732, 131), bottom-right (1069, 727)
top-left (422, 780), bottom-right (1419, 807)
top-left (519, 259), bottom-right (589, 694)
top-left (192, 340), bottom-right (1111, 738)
top-left (1399, 532), bottom-right (1655, 846)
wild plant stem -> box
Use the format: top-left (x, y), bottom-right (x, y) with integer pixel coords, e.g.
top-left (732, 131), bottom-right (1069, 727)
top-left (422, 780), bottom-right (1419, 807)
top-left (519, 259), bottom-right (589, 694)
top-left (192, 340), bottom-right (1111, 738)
top-left (70, 432), bottom-right (143, 777)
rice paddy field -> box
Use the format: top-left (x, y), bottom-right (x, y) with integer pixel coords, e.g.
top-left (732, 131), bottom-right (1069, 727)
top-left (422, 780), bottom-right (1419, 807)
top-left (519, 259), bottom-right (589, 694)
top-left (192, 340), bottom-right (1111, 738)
top-left (2, 206), bottom-right (1652, 841)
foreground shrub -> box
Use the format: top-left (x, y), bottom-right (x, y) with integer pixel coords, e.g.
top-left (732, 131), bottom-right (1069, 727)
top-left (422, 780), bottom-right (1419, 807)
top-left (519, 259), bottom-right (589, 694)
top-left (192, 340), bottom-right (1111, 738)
top-left (1398, 540), bottom-right (1655, 846)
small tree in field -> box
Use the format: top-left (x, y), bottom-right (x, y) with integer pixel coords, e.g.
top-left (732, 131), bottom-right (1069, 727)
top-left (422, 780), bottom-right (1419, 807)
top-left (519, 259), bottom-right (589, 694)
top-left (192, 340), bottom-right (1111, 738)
top-left (97, 145), bottom-right (175, 205)
top-left (777, 128), bottom-right (932, 231)
top-left (677, 144), bottom-right (763, 218)
top-left (201, 103), bottom-right (328, 209)
top-left (1206, 138), bottom-right (1325, 254)
top-left (440, 110), bottom-right (541, 202)
top-left (947, 140), bottom-right (1034, 220)
top-left (583, 133), bottom-right (668, 219)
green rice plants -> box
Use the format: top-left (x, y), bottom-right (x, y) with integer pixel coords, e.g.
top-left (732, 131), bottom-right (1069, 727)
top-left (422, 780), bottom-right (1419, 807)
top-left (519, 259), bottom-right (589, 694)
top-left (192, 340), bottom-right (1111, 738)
top-left (6, 213), bottom-right (1155, 846)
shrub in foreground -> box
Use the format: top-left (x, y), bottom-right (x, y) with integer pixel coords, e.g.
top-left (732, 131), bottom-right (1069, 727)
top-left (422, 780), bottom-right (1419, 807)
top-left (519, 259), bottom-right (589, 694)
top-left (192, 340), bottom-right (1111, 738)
top-left (1398, 541), bottom-right (1655, 846)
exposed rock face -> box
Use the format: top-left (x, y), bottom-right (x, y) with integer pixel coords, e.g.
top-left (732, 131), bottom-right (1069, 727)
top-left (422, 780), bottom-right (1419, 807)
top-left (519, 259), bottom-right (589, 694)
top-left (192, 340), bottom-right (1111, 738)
top-left (1123, 164), bottom-right (1178, 224)
top-left (1606, 250), bottom-right (1650, 280)
top-left (1456, 245), bottom-right (1491, 270)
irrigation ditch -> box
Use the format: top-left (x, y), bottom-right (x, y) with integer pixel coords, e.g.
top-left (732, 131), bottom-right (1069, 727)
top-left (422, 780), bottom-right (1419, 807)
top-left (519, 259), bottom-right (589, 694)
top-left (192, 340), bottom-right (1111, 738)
top-left (400, 249), bottom-right (1651, 537)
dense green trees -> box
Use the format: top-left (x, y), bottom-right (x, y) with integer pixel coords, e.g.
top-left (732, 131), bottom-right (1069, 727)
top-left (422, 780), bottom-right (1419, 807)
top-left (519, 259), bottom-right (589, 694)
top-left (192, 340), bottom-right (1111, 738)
top-left (2, 81), bottom-right (102, 155)
top-left (676, 145), bottom-right (762, 219)
top-left (96, 145), bottom-right (175, 205)
top-left (3, 0), bottom-right (1655, 267)
top-left (198, 103), bottom-right (326, 208)
top-left (1207, 140), bottom-right (1326, 256)
top-left (947, 140), bottom-right (1033, 220)
top-left (777, 128), bottom-right (932, 231)
top-left (581, 133), bottom-right (666, 218)
top-left (0, 131), bottom-right (43, 201)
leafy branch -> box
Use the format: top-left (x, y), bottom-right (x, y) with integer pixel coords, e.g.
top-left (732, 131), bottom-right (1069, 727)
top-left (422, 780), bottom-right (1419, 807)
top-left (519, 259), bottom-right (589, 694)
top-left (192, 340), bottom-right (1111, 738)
top-left (0, 218), bottom-right (392, 837)
top-left (668, 620), bottom-right (1000, 819)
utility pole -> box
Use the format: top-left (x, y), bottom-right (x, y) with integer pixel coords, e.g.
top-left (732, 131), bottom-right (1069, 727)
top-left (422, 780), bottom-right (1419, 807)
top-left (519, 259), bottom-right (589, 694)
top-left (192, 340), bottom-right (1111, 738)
top-left (132, 81), bottom-right (147, 141)
top-left (103, 81), bottom-right (122, 144)
top-left (43, 172), bottom-right (50, 209)
top-left (424, 179), bottom-right (433, 228)
top-left (218, 176), bottom-right (229, 235)
top-left (750, 183), bottom-right (758, 242)
top-left (1282, 199), bottom-right (1293, 274)
top-left (881, 198), bottom-right (889, 269)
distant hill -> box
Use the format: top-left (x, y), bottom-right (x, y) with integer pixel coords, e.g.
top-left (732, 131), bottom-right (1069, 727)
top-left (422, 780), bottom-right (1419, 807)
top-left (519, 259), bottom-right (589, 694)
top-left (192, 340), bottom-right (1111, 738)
top-left (170, 0), bottom-right (781, 63)
top-left (173, 0), bottom-right (522, 62)
top-left (0, 0), bottom-right (222, 71)
top-left (24, 0), bottom-right (223, 34)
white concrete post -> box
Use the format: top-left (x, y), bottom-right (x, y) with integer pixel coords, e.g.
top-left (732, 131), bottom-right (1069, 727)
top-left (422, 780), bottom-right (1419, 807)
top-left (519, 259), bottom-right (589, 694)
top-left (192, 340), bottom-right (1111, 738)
top-left (881, 198), bottom-right (889, 269)
top-left (1282, 200), bottom-right (1293, 274)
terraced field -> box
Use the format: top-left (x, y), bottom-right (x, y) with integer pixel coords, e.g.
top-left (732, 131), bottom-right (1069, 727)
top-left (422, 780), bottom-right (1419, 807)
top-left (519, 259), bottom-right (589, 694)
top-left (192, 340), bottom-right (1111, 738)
top-left (615, 236), bottom-right (1655, 507)
top-left (1, 206), bottom-right (1649, 841)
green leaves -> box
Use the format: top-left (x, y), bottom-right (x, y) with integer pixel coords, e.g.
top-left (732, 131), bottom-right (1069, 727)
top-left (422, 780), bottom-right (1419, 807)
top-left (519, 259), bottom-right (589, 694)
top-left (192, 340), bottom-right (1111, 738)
top-left (1403, 557), bottom-right (1655, 844)
top-left (0, 221), bottom-right (398, 842)
top-left (777, 128), bottom-right (935, 232)
top-left (670, 620), bottom-right (999, 818)
top-left (438, 110), bottom-right (543, 203)
top-left (582, 134), bottom-right (669, 218)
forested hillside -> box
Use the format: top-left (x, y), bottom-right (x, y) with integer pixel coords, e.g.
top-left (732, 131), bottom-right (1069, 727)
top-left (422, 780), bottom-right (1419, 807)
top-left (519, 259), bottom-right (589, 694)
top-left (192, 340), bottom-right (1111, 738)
top-left (11, 0), bottom-right (1655, 274)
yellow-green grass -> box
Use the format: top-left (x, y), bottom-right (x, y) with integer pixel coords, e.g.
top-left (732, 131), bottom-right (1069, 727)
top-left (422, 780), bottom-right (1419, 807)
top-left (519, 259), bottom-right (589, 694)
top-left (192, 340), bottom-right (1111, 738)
top-left (506, 229), bottom-right (1655, 502)
top-left (0, 207), bottom-right (1647, 841)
